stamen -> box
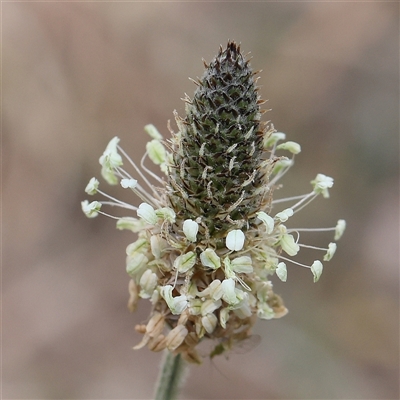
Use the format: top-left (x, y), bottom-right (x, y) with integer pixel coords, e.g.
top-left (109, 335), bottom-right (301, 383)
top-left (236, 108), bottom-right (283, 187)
top-left (114, 166), bottom-right (160, 206)
top-left (288, 227), bottom-right (336, 233)
top-left (97, 189), bottom-right (137, 210)
top-left (100, 201), bottom-right (137, 210)
top-left (290, 192), bottom-right (319, 213)
top-left (298, 243), bottom-right (328, 252)
top-left (276, 254), bottom-right (311, 269)
top-left (140, 152), bottom-right (166, 188)
top-left (272, 193), bottom-right (310, 204)
top-left (97, 210), bottom-right (123, 220)
top-left (117, 145), bottom-right (163, 205)
top-left (265, 158), bottom-right (293, 189)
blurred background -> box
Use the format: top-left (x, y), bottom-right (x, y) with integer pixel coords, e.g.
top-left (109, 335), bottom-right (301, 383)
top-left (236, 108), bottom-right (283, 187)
top-left (3, 2), bottom-right (399, 399)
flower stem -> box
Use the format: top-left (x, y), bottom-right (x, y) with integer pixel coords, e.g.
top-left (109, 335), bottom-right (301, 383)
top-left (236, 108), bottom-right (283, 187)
top-left (154, 351), bottom-right (187, 400)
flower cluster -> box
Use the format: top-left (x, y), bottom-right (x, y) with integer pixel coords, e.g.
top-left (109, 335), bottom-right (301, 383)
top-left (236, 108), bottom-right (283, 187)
top-left (82, 42), bottom-right (345, 363)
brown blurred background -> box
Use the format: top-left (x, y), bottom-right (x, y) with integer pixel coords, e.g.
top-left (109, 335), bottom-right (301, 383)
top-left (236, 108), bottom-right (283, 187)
top-left (3, 2), bottom-right (399, 399)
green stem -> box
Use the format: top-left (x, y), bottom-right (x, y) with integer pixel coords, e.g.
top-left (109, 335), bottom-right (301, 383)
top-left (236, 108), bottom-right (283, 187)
top-left (154, 351), bottom-right (187, 400)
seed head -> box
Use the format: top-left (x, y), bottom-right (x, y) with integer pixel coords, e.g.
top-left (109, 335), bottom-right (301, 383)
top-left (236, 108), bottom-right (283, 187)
top-left (168, 41), bottom-right (269, 243)
top-left (82, 41), bottom-right (345, 363)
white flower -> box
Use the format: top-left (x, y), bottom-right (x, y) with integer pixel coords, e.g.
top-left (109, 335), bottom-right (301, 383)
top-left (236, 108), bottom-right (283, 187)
top-left (99, 137), bottom-right (123, 185)
top-left (222, 257), bottom-right (251, 290)
top-left (226, 229), bottom-right (245, 251)
top-left (161, 285), bottom-right (188, 315)
top-left (198, 279), bottom-right (222, 300)
top-left (146, 139), bottom-right (166, 165)
top-left (257, 303), bottom-right (275, 320)
top-left (220, 278), bottom-right (242, 307)
top-left (85, 177), bottom-right (99, 195)
top-left (150, 235), bottom-right (167, 259)
top-left (256, 211), bottom-right (274, 234)
top-left (165, 325), bottom-right (188, 351)
top-left (200, 249), bottom-right (221, 270)
top-left (230, 256), bottom-right (253, 274)
top-left (188, 298), bottom-right (202, 315)
top-left (155, 207), bottom-right (176, 223)
top-left (234, 300), bottom-right (252, 318)
top-left (201, 299), bottom-right (222, 316)
top-left (116, 217), bottom-right (146, 232)
top-left (264, 131), bottom-right (286, 147)
top-left (183, 219), bottom-right (199, 242)
top-left (275, 208), bottom-right (294, 222)
top-left (272, 157), bottom-right (293, 174)
top-left (137, 203), bottom-right (158, 224)
top-left (324, 242), bottom-right (337, 261)
top-left (202, 313), bottom-right (218, 334)
top-left (126, 238), bottom-right (148, 256)
top-left (335, 219), bottom-right (346, 240)
top-left (120, 178), bottom-right (138, 189)
top-left (223, 257), bottom-right (235, 279)
top-left (311, 260), bottom-right (323, 282)
top-left (139, 270), bottom-right (158, 299)
top-left (276, 262), bottom-right (287, 282)
top-left (311, 174), bottom-right (334, 198)
top-left (144, 124), bottom-right (163, 140)
top-left (276, 141), bottom-right (301, 154)
top-left (256, 281), bottom-right (273, 303)
top-left (126, 253), bottom-right (149, 277)
top-left (219, 308), bottom-right (230, 329)
top-left (173, 251), bottom-right (196, 273)
top-left (99, 136), bottom-right (122, 166)
top-left (81, 200), bottom-right (101, 218)
top-left (149, 287), bottom-right (160, 305)
top-left (280, 232), bottom-right (300, 256)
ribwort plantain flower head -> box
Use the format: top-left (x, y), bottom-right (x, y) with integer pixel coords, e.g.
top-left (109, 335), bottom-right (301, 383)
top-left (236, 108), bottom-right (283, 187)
top-left (82, 41), bottom-right (345, 363)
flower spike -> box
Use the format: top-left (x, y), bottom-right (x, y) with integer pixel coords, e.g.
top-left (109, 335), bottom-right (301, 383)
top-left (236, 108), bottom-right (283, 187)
top-left (82, 41), bottom-right (345, 362)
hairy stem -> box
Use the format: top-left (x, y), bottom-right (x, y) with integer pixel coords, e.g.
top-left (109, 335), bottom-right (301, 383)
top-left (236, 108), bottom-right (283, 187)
top-left (154, 352), bottom-right (187, 400)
